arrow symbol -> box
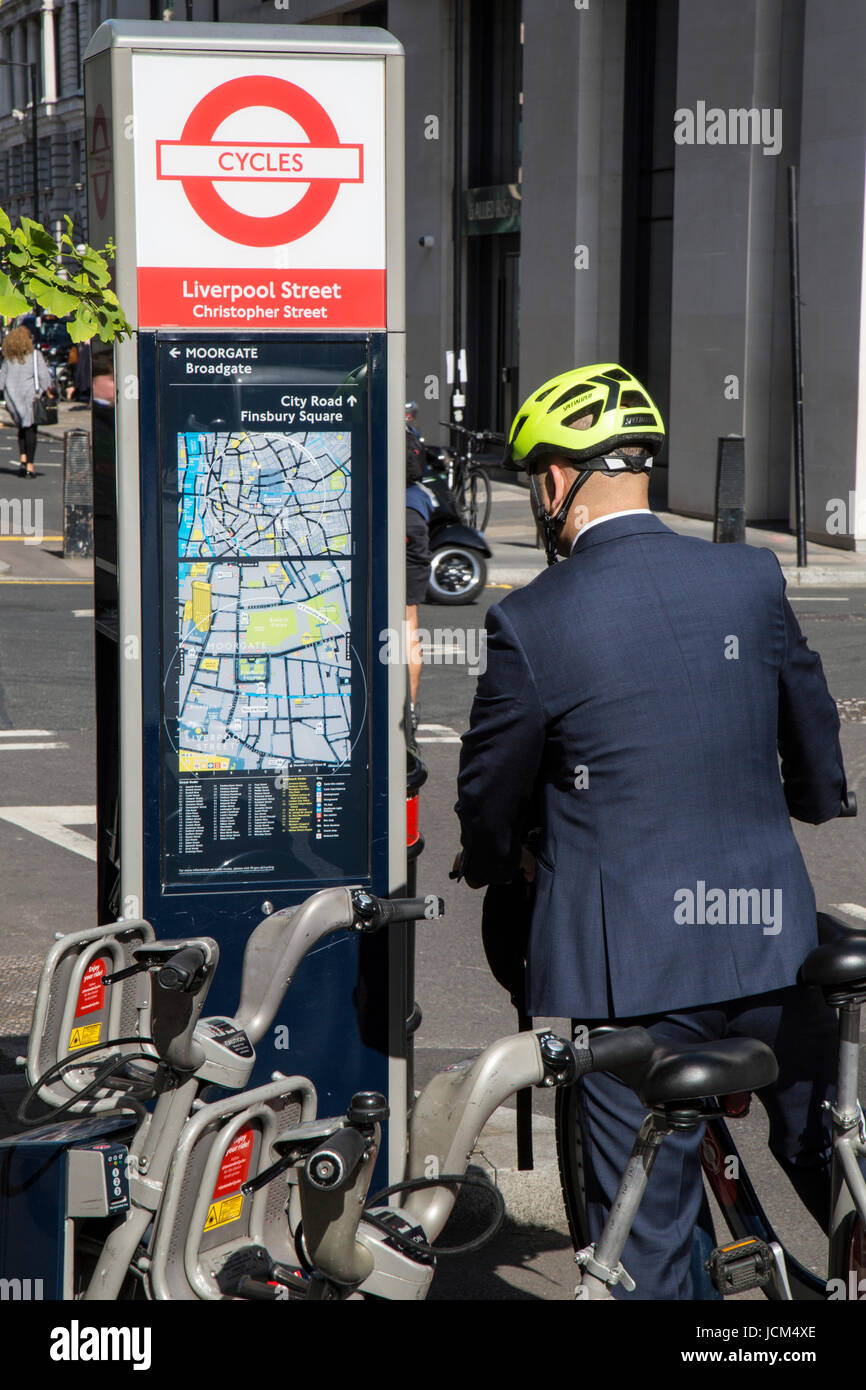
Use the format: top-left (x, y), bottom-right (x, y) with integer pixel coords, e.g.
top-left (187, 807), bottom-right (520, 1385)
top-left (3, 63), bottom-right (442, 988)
top-left (170, 348), bottom-right (181, 358)
top-left (347, 395), bottom-right (357, 406)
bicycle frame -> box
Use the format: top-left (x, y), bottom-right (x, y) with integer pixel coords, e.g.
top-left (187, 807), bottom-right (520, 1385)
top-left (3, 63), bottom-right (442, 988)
top-left (701, 996), bottom-right (866, 1300)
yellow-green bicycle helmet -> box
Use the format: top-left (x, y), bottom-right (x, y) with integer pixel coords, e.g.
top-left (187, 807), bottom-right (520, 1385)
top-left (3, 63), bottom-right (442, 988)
top-left (503, 363), bottom-right (665, 565)
top-left (503, 362), bottom-right (665, 471)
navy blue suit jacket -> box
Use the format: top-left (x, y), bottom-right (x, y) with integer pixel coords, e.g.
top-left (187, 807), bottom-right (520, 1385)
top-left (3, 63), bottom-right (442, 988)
top-left (456, 513), bottom-right (847, 1018)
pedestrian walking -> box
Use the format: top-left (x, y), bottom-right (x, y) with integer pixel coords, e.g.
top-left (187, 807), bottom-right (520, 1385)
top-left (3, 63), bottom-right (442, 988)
top-left (0, 325), bottom-right (54, 477)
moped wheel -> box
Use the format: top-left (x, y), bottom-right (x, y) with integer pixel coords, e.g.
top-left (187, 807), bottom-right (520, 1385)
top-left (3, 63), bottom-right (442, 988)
top-left (554, 1081), bottom-right (592, 1250)
top-left (427, 547), bottom-right (487, 605)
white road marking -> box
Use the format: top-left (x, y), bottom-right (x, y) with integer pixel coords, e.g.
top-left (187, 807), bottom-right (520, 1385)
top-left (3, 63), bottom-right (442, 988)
top-left (0, 805), bottom-right (96, 861)
top-left (0, 730), bottom-right (56, 738)
top-left (0, 742), bottom-right (68, 751)
top-left (0, 728), bottom-right (68, 751)
top-left (72, 609), bottom-right (94, 618)
top-left (830, 903), bottom-right (866, 923)
top-left (790, 596), bottom-right (849, 602)
top-left (416, 723), bottom-right (462, 744)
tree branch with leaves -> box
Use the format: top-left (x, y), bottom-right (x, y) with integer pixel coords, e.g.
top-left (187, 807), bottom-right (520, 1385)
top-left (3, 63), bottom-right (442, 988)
top-left (0, 208), bottom-right (132, 344)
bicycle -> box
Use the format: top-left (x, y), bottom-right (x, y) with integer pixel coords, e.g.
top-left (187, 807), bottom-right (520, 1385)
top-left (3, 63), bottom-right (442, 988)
top-left (554, 809), bottom-right (866, 1299)
top-left (11, 889), bottom-right (437, 1299)
top-left (7, 886), bottom-right (651, 1301)
top-left (439, 421), bottom-right (504, 533)
top-left (8, 889), bottom-right (799, 1301)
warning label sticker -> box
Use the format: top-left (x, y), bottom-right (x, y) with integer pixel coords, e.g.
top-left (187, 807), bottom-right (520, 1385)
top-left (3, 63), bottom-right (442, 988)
top-left (75, 958), bottom-right (106, 1017)
top-left (69, 1022), bottom-right (102, 1050)
top-left (212, 1126), bottom-right (255, 1200)
top-left (204, 1193), bottom-right (244, 1231)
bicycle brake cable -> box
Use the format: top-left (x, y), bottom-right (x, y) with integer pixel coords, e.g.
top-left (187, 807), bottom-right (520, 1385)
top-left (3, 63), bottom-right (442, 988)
top-left (363, 1173), bottom-right (506, 1256)
top-left (17, 1036), bottom-right (158, 1127)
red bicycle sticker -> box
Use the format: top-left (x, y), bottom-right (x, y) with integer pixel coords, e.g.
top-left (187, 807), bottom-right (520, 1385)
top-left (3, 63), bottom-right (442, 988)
top-left (74, 958), bottom-right (106, 1018)
top-left (212, 1126), bottom-right (255, 1200)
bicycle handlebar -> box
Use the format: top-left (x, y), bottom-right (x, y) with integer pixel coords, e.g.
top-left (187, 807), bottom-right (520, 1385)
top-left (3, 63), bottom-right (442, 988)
top-left (439, 421), bottom-right (505, 445)
top-left (236, 887), bottom-right (445, 1044)
top-left (578, 1026), bottom-right (655, 1078)
top-left (350, 892), bottom-right (444, 930)
top-left (305, 1127), bottom-right (368, 1192)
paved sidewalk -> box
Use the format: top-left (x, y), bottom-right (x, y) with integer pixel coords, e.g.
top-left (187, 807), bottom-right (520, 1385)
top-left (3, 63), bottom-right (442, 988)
top-left (0, 404), bottom-right (93, 582)
top-left (486, 480), bottom-right (866, 588)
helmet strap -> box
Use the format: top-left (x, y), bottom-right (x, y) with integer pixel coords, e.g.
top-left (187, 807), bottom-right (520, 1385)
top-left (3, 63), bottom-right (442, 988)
top-left (529, 468), bottom-right (594, 566)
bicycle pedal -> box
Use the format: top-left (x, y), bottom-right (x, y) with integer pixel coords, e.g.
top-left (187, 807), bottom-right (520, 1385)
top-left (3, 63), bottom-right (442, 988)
top-left (706, 1236), bottom-right (775, 1295)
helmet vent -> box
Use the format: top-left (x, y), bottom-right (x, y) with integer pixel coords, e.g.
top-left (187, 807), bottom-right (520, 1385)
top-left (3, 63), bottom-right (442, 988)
top-left (535, 385), bottom-right (557, 402)
top-left (604, 368), bottom-right (631, 382)
top-left (562, 400), bottom-right (603, 431)
top-left (547, 384), bottom-right (594, 414)
top-left (620, 390), bottom-right (649, 409)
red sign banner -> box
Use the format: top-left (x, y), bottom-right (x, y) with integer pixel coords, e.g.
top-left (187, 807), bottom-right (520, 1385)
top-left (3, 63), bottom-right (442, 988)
top-left (137, 267), bottom-right (385, 329)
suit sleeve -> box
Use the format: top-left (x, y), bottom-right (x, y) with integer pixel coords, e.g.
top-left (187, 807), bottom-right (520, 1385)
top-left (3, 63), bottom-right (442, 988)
top-left (455, 600), bottom-right (546, 885)
top-left (774, 558), bottom-right (847, 823)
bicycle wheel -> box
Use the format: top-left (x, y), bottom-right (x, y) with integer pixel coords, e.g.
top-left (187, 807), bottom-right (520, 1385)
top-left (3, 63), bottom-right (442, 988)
top-left (467, 467), bottom-right (492, 532)
top-left (554, 1079), bottom-right (592, 1250)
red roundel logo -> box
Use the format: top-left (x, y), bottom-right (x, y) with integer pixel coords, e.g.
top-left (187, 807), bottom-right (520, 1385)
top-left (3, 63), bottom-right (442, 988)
top-left (156, 76), bottom-right (363, 248)
top-left (89, 104), bottom-right (112, 221)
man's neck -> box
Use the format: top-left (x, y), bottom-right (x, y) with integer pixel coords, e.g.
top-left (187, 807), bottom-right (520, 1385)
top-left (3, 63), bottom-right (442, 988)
top-left (568, 506), bottom-right (652, 553)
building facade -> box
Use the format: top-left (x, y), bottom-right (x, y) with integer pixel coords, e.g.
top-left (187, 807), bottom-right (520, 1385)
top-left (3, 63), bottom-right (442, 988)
top-left (1, 0), bottom-right (863, 546)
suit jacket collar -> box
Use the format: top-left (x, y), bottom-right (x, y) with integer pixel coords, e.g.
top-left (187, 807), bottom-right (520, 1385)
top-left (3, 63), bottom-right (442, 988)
top-left (570, 510), bottom-right (673, 555)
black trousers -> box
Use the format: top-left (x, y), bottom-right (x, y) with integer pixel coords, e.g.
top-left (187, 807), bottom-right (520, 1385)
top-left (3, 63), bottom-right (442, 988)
top-left (17, 425), bottom-right (37, 462)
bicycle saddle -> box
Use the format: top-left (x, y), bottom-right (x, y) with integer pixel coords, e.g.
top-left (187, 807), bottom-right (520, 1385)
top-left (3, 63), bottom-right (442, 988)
top-left (637, 1037), bottom-right (778, 1107)
top-left (799, 911), bottom-right (866, 995)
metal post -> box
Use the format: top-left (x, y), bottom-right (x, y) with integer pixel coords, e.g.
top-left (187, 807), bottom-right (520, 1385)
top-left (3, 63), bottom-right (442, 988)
top-left (713, 435), bottom-right (745, 543)
top-left (29, 62), bottom-right (38, 224)
top-left (63, 428), bottom-right (94, 558)
top-left (516, 1012), bottom-right (534, 1171)
top-left (787, 166), bottom-right (807, 567)
top-left (450, 0), bottom-right (464, 429)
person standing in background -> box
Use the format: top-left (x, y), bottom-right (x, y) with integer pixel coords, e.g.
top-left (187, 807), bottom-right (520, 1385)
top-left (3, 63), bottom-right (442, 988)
top-left (0, 325), bottom-right (53, 477)
top-left (405, 402), bottom-right (435, 740)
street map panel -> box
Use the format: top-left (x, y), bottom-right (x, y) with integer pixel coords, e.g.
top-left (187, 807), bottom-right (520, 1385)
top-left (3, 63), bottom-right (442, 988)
top-left (175, 429), bottom-right (352, 773)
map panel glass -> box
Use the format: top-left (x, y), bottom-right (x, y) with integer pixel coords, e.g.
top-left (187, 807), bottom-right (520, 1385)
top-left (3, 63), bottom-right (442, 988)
top-left (175, 429), bottom-right (353, 775)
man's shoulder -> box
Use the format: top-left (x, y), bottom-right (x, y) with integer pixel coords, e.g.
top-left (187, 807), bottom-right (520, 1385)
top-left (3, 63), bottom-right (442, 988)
top-left (495, 532), bottom-right (782, 628)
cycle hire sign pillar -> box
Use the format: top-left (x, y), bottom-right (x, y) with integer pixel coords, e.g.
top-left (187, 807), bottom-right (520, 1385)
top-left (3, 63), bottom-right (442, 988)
top-left (84, 21), bottom-right (408, 1174)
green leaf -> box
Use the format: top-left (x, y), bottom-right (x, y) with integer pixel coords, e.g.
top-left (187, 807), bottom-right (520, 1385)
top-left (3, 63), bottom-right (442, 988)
top-left (66, 318), bottom-right (95, 344)
top-left (34, 283), bottom-right (80, 316)
top-left (19, 217), bottom-right (58, 256)
top-left (0, 202), bottom-right (130, 345)
top-left (0, 270), bottom-right (31, 317)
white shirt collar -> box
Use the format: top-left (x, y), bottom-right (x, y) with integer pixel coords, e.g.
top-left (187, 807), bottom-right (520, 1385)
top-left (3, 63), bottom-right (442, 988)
top-left (570, 508), bottom-right (653, 554)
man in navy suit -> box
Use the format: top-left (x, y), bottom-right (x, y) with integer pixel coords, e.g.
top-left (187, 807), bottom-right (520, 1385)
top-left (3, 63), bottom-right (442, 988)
top-left (455, 363), bottom-right (847, 1298)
